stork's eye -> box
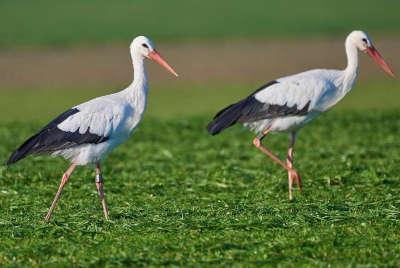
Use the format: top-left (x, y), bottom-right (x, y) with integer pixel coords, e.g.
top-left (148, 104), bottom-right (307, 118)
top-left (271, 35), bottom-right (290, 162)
top-left (362, 38), bottom-right (368, 43)
top-left (142, 44), bottom-right (149, 48)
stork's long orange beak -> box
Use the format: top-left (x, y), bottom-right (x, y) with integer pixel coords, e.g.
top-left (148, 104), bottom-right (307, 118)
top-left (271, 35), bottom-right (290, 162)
top-left (148, 50), bottom-right (178, 77)
top-left (366, 45), bottom-right (395, 78)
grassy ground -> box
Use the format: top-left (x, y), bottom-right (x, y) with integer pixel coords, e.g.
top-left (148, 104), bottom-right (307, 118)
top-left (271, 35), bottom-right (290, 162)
top-left (0, 110), bottom-right (400, 266)
top-left (1, 0), bottom-right (399, 47)
top-left (0, 80), bottom-right (398, 123)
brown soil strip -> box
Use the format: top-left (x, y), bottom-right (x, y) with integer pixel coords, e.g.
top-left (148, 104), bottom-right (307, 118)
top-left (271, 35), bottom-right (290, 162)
top-left (0, 37), bottom-right (398, 88)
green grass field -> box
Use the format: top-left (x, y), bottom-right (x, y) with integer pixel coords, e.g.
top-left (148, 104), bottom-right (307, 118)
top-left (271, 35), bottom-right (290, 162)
top-left (0, 81), bottom-right (400, 266)
top-left (1, 0), bottom-right (399, 47)
top-left (0, 80), bottom-right (399, 123)
top-left (0, 110), bottom-right (400, 266)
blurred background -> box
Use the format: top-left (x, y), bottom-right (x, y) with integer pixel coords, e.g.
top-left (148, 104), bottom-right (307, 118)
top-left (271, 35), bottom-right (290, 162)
top-left (0, 0), bottom-right (399, 122)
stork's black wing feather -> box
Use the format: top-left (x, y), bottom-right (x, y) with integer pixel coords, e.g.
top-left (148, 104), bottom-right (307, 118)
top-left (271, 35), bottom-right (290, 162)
top-left (6, 108), bottom-right (108, 165)
top-left (207, 81), bottom-right (310, 135)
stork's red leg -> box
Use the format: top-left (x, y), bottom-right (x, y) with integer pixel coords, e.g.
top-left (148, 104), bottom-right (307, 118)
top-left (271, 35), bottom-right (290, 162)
top-left (44, 164), bottom-right (77, 222)
top-left (253, 128), bottom-right (300, 200)
top-left (95, 163), bottom-right (109, 220)
top-left (287, 132), bottom-right (302, 200)
top-left (253, 128), bottom-right (294, 172)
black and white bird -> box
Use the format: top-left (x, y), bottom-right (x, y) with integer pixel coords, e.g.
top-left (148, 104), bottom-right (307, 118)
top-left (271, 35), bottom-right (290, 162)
top-left (7, 36), bottom-right (178, 221)
top-left (207, 30), bottom-right (395, 200)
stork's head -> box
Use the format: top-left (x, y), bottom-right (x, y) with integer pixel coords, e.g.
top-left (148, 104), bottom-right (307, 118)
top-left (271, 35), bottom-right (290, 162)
top-left (346, 30), bottom-right (395, 77)
top-left (130, 36), bottom-right (178, 77)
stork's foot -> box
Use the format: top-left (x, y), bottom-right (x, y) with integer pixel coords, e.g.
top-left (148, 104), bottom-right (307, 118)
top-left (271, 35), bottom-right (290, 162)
top-left (288, 169), bottom-right (302, 200)
top-left (96, 179), bottom-right (109, 220)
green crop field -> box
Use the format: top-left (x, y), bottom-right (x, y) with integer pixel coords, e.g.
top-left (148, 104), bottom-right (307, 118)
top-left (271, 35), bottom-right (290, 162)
top-left (0, 80), bottom-right (399, 123)
top-left (0, 0), bottom-right (399, 47)
top-left (1, 110), bottom-right (400, 266)
top-left (0, 81), bottom-right (400, 266)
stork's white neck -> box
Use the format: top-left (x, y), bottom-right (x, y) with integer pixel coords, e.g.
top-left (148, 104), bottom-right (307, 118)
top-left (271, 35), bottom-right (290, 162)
top-left (125, 54), bottom-right (149, 105)
top-left (342, 38), bottom-right (359, 92)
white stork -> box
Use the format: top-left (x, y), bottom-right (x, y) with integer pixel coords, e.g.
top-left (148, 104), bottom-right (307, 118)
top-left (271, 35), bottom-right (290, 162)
top-left (7, 36), bottom-right (178, 221)
top-left (207, 30), bottom-right (395, 200)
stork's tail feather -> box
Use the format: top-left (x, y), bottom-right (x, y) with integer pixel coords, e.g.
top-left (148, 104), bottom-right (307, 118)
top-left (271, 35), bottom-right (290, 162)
top-left (207, 101), bottom-right (245, 135)
top-left (6, 133), bottom-right (40, 165)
